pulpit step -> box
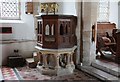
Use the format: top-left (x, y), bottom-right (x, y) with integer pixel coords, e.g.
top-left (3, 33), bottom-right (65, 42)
top-left (80, 66), bottom-right (119, 81)
top-left (91, 61), bottom-right (120, 77)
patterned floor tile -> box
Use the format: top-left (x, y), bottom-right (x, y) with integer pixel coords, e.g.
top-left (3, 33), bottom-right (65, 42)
top-left (1, 67), bottom-right (18, 80)
top-left (1, 66), bottom-right (101, 81)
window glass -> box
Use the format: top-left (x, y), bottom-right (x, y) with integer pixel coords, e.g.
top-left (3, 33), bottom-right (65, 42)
top-left (0, 0), bottom-right (20, 20)
top-left (97, 0), bottom-right (109, 22)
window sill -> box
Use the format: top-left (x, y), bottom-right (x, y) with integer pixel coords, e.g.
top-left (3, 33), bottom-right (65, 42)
top-left (0, 20), bottom-right (24, 24)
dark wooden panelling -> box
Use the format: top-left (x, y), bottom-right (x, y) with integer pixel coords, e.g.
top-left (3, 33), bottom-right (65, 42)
top-left (36, 15), bottom-right (77, 49)
top-left (97, 22), bottom-right (116, 37)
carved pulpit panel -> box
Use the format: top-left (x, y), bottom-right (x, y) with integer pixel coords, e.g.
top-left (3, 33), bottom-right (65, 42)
top-left (36, 15), bottom-right (77, 49)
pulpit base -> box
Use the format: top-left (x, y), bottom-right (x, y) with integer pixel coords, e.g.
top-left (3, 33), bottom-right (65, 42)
top-left (37, 64), bottom-right (75, 76)
top-left (35, 46), bottom-right (77, 76)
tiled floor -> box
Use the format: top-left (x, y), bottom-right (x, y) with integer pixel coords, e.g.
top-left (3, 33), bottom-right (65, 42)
top-left (16, 66), bottom-right (101, 81)
top-left (1, 66), bottom-right (101, 81)
top-left (1, 67), bottom-right (18, 80)
top-left (1, 59), bottom-right (119, 81)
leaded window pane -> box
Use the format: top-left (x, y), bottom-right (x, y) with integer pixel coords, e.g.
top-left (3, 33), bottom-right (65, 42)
top-left (0, 0), bottom-right (20, 19)
top-left (97, 0), bottom-right (109, 22)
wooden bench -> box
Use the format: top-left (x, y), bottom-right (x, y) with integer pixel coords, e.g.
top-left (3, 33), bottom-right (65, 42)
top-left (116, 30), bottom-right (120, 63)
top-left (96, 22), bottom-right (117, 60)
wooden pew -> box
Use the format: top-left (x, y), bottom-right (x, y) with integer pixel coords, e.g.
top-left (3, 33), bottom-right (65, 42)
top-left (97, 22), bottom-right (116, 37)
top-left (96, 22), bottom-right (117, 60)
top-left (116, 30), bottom-right (120, 63)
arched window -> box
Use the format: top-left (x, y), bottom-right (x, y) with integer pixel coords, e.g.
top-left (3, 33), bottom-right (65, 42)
top-left (51, 24), bottom-right (54, 35)
top-left (45, 24), bottom-right (50, 35)
top-left (97, 0), bottom-right (110, 22)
